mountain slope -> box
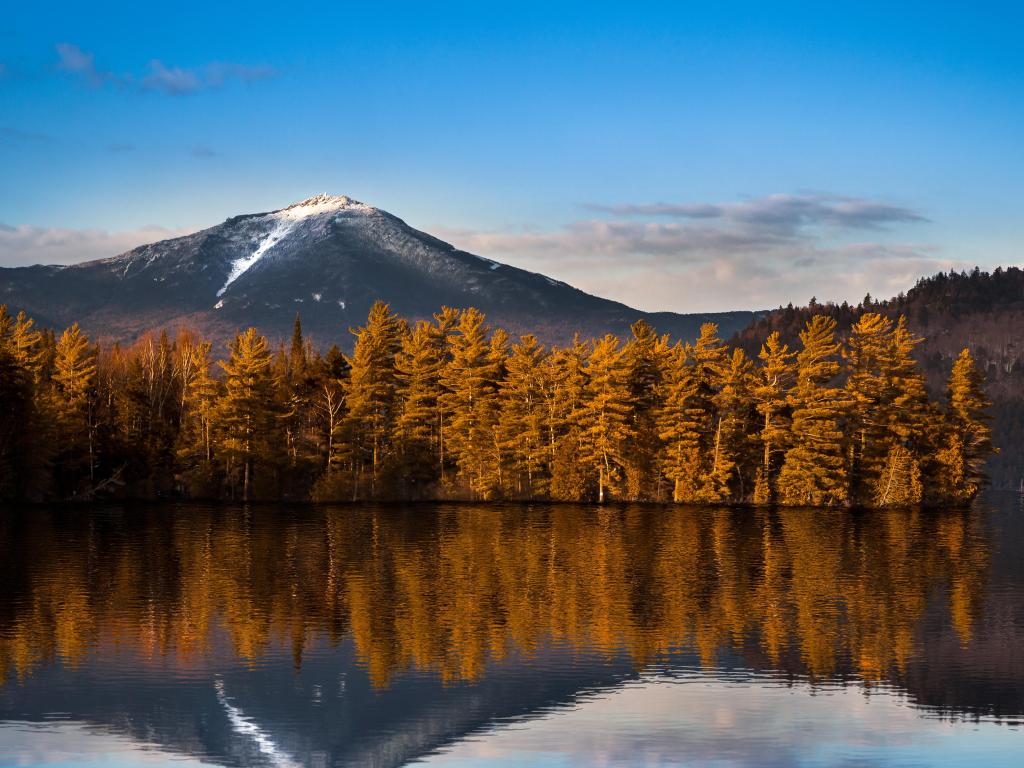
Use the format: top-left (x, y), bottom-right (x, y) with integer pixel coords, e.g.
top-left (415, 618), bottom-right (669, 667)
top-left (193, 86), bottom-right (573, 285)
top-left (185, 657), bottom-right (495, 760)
top-left (0, 194), bottom-right (759, 346)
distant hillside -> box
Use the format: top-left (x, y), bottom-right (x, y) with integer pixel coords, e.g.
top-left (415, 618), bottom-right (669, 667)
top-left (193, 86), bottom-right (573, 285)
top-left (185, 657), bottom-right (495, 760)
top-left (0, 194), bottom-right (758, 348)
top-left (733, 267), bottom-right (1024, 488)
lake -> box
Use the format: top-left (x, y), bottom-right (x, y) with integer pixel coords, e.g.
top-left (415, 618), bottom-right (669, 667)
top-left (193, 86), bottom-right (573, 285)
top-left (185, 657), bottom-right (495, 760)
top-left (1, 497), bottom-right (1022, 767)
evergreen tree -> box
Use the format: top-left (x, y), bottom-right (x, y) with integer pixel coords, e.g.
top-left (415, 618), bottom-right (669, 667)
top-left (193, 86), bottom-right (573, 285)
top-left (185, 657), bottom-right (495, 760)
top-left (621, 320), bottom-right (668, 500)
top-left (499, 334), bottom-right (550, 498)
top-left (50, 323), bottom-right (99, 496)
top-left (845, 313), bottom-right (893, 501)
top-left (393, 320), bottom-right (445, 496)
top-left (338, 301), bottom-right (405, 499)
top-left (432, 306), bottom-right (461, 481)
top-left (279, 314), bottom-right (320, 492)
top-left (578, 334), bottom-right (630, 502)
top-left (9, 309), bottom-right (46, 381)
top-left (871, 317), bottom-right (929, 506)
top-left (657, 324), bottom-right (727, 502)
top-left (439, 308), bottom-right (503, 498)
top-left (217, 328), bottom-right (277, 500)
top-left (0, 307), bottom-right (35, 498)
top-left (936, 348), bottom-right (993, 501)
top-left (174, 336), bottom-right (219, 496)
top-left (753, 332), bottom-right (795, 503)
top-left (710, 348), bottom-right (755, 501)
top-left (658, 343), bottom-right (705, 502)
top-left (548, 336), bottom-right (592, 500)
top-left (778, 316), bottom-right (849, 506)
top-left (289, 313), bottom-right (308, 382)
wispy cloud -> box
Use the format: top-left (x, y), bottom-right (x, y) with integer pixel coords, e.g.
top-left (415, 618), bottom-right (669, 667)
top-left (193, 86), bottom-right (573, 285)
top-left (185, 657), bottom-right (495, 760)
top-left (0, 223), bottom-right (192, 267)
top-left (56, 43), bottom-right (117, 87)
top-left (142, 60), bottom-right (201, 94)
top-left (586, 193), bottom-right (927, 233)
top-left (205, 62), bottom-right (275, 86)
top-left (434, 193), bottom-right (949, 312)
top-left (0, 126), bottom-right (53, 143)
top-left (55, 43), bottom-right (274, 95)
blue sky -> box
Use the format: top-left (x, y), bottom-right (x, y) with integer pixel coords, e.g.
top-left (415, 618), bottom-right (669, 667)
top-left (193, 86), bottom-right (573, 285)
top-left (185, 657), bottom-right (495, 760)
top-left (1, 1), bottom-right (1021, 311)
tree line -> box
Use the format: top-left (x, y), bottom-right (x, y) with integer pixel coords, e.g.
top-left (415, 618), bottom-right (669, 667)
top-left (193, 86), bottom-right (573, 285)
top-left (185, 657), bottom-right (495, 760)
top-left (0, 301), bottom-right (992, 505)
top-left (735, 267), bottom-right (1024, 490)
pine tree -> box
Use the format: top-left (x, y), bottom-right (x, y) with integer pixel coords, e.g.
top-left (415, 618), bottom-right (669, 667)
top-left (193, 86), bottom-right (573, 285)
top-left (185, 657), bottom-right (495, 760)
top-left (393, 320), bottom-right (445, 496)
top-left (289, 313), bottom-right (308, 382)
top-left (621, 320), bottom-right (667, 500)
top-left (548, 336), bottom-right (592, 500)
top-left (753, 332), bottom-right (795, 503)
top-left (280, 314), bottom-right (319, 490)
top-left (578, 334), bottom-right (630, 502)
top-left (845, 313), bottom-right (893, 501)
top-left (658, 343), bottom-right (705, 502)
top-left (174, 335), bottom-right (219, 496)
top-left (50, 323), bottom-right (99, 496)
top-left (499, 334), bottom-right (550, 498)
top-left (710, 348), bottom-right (755, 500)
top-left (657, 323), bottom-right (727, 503)
top-left (871, 317), bottom-right (929, 506)
top-left (432, 306), bottom-right (461, 482)
top-left (9, 309), bottom-right (45, 381)
top-left (218, 328), bottom-right (277, 500)
top-left (778, 315), bottom-right (849, 506)
top-left (339, 301), bottom-right (405, 499)
top-left (936, 348), bottom-right (993, 501)
top-left (0, 307), bottom-right (35, 498)
top-left (439, 308), bottom-right (503, 498)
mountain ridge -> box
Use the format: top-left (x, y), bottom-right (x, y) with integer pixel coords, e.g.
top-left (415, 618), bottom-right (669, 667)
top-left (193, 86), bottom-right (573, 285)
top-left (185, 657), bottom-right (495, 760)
top-left (0, 194), bottom-right (761, 347)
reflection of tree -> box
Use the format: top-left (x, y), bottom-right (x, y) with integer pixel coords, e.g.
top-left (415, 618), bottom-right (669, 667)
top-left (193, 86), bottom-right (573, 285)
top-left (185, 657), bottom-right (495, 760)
top-left (0, 505), bottom-right (989, 695)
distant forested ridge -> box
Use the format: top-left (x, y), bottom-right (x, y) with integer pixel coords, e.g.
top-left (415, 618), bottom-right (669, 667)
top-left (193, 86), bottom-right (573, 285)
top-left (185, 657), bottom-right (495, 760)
top-left (734, 266), bottom-right (1023, 487)
top-left (0, 299), bottom-right (992, 506)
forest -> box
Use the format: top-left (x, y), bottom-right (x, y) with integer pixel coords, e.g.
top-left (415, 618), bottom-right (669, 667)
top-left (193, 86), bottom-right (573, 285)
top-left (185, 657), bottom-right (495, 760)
top-left (0, 300), bottom-right (992, 506)
top-left (736, 267), bottom-right (1024, 488)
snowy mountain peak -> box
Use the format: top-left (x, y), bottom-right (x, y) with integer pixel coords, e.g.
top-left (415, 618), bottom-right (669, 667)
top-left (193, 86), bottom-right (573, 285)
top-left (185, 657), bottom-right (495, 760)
top-left (215, 195), bottom-right (378, 297)
top-left (278, 194), bottom-right (375, 219)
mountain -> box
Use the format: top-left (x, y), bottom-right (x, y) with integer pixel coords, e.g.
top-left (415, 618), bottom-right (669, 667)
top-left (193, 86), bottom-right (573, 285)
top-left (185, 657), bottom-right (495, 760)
top-left (731, 266), bottom-right (1024, 488)
top-left (0, 194), bottom-right (759, 347)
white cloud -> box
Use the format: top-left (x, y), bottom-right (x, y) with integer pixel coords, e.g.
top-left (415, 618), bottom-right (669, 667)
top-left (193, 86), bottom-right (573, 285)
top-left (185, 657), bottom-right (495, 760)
top-left (0, 223), bottom-right (192, 267)
top-left (55, 42), bottom-right (109, 87)
top-left (142, 60), bottom-right (201, 94)
top-left (587, 193), bottom-right (927, 232)
top-left (55, 44), bottom-right (274, 95)
top-left (432, 193), bottom-right (948, 312)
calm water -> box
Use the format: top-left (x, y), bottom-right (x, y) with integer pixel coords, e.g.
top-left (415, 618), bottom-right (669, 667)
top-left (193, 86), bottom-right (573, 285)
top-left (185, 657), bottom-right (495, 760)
top-left (1, 498), bottom-right (1022, 767)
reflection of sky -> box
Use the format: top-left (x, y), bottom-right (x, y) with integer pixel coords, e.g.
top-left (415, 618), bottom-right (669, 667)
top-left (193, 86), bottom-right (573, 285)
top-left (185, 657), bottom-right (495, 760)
top-left (2, 670), bottom-right (1021, 767)
top-left (0, 721), bottom-right (218, 767)
top-left (424, 675), bottom-right (1023, 768)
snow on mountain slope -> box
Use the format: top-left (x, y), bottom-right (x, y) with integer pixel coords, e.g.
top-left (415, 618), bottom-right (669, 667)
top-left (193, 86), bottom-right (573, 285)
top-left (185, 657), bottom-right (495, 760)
top-left (218, 220), bottom-right (296, 297)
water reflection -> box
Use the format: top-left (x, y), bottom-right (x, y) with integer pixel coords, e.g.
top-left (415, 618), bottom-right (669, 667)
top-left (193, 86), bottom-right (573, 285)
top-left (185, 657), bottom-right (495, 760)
top-left (0, 501), bottom-right (1020, 767)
